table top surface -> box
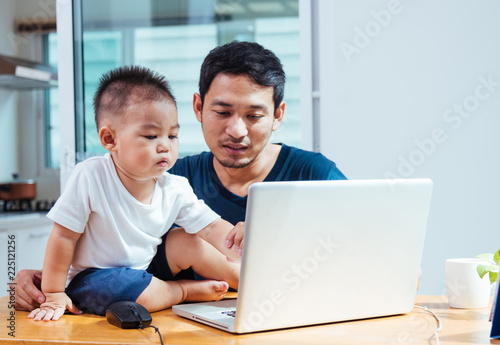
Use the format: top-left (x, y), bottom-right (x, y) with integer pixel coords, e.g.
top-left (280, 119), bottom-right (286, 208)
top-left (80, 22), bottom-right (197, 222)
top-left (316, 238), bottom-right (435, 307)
top-left (1, 294), bottom-right (498, 345)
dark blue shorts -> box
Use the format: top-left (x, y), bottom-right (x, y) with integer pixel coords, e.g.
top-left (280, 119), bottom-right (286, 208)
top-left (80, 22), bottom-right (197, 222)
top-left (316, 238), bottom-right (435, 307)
top-left (66, 267), bottom-right (152, 315)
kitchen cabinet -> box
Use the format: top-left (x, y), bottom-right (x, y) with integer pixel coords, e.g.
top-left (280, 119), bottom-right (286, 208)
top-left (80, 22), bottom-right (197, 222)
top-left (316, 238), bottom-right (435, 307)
top-left (0, 213), bottom-right (52, 297)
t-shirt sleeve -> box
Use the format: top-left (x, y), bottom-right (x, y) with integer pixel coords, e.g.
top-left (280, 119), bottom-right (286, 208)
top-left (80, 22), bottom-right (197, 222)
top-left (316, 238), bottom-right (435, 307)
top-left (289, 149), bottom-right (347, 181)
top-left (173, 177), bottom-right (221, 234)
top-left (323, 158), bottom-right (347, 180)
top-left (47, 164), bottom-right (91, 234)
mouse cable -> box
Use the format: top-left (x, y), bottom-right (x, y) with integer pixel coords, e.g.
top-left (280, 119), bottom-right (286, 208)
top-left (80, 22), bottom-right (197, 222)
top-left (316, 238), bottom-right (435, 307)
top-left (414, 305), bottom-right (442, 345)
top-left (139, 324), bottom-right (164, 345)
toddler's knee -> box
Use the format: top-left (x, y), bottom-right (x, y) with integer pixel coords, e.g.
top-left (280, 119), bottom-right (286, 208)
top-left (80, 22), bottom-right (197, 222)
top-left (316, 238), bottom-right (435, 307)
top-left (182, 233), bottom-right (205, 255)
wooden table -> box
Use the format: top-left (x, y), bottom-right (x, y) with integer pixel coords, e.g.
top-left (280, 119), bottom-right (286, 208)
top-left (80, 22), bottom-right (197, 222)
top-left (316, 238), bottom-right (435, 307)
top-left (1, 295), bottom-right (498, 344)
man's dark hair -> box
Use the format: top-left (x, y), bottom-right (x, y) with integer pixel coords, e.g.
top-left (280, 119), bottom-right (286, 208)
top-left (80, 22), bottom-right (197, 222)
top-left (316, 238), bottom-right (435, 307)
top-left (93, 65), bottom-right (176, 128)
top-left (199, 41), bottom-right (286, 112)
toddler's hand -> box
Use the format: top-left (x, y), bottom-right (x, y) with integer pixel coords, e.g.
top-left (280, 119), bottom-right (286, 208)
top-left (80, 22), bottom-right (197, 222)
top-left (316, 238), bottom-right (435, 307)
top-left (28, 292), bottom-right (82, 321)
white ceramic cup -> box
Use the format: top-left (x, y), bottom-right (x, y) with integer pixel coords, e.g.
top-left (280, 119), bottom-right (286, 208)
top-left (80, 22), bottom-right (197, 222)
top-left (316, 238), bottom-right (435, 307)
top-left (445, 258), bottom-right (492, 308)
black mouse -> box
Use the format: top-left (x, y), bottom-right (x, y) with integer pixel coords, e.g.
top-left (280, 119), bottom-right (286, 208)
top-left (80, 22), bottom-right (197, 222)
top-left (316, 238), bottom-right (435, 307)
top-left (106, 301), bottom-right (152, 329)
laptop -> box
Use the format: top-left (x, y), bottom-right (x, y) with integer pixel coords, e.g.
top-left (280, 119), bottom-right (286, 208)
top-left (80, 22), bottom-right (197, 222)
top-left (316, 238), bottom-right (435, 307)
top-left (173, 178), bottom-right (433, 333)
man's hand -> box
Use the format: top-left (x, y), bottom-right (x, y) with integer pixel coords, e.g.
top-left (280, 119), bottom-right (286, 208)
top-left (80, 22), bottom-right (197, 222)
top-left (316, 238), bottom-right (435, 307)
top-left (27, 292), bottom-right (82, 321)
top-left (9, 269), bottom-right (45, 311)
top-left (225, 222), bottom-right (245, 261)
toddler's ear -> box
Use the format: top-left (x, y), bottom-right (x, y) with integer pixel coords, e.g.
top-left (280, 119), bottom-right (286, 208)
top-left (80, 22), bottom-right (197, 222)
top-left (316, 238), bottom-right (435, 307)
top-left (99, 126), bottom-right (117, 151)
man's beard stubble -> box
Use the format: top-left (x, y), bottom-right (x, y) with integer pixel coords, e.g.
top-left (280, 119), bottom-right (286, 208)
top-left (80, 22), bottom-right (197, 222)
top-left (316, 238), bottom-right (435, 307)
top-left (214, 154), bottom-right (254, 169)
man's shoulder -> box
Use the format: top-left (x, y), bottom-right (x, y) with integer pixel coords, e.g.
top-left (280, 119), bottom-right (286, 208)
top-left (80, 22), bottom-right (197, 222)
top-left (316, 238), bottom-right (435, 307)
top-left (170, 151), bottom-right (212, 177)
top-left (283, 144), bottom-right (333, 165)
top-left (276, 144), bottom-right (346, 180)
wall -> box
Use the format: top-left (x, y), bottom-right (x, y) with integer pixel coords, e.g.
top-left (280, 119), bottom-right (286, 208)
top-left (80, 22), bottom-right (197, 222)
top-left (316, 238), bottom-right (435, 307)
top-left (315, 0), bottom-right (500, 294)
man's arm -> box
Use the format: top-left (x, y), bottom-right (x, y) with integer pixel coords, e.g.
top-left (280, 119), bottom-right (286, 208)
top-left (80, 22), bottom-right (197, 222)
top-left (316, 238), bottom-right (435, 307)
top-left (197, 219), bottom-right (244, 262)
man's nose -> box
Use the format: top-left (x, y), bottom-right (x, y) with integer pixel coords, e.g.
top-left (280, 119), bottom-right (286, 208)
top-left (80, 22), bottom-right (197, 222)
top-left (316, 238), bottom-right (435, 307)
top-left (226, 115), bottom-right (248, 138)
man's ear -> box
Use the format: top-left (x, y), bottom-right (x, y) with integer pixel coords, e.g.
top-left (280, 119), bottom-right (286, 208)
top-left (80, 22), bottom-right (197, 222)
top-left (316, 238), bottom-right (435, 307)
top-left (99, 126), bottom-right (117, 151)
top-left (193, 93), bottom-right (203, 123)
top-left (272, 101), bottom-right (285, 131)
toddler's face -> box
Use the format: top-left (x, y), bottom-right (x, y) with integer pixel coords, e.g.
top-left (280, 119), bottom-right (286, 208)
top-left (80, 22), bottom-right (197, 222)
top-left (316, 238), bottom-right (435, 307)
top-left (111, 100), bottom-right (179, 180)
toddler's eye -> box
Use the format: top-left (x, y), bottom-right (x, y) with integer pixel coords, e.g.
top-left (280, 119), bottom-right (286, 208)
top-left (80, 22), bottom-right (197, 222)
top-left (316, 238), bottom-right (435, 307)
top-left (144, 135), bottom-right (157, 140)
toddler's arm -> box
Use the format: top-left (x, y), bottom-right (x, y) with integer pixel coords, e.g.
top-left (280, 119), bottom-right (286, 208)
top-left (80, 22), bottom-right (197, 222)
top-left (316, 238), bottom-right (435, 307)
top-left (28, 223), bottom-right (82, 321)
top-left (197, 219), bottom-right (244, 262)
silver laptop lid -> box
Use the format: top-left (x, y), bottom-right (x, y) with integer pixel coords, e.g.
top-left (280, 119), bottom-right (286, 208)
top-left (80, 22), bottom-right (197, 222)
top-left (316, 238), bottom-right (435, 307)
top-left (233, 179), bottom-right (432, 333)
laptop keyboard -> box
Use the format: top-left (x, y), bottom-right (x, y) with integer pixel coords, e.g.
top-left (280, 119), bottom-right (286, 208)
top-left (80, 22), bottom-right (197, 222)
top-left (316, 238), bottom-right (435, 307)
top-left (221, 310), bottom-right (236, 318)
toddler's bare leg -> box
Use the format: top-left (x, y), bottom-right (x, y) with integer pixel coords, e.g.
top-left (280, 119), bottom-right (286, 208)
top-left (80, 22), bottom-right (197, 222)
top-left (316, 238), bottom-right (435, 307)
top-left (136, 277), bottom-right (228, 312)
top-left (166, 228), bottom-right (240, 289)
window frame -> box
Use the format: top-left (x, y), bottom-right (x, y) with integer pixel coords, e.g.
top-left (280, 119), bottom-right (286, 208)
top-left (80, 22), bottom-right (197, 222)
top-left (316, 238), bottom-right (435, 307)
top-left (55, 0), bottom-right (314, 188)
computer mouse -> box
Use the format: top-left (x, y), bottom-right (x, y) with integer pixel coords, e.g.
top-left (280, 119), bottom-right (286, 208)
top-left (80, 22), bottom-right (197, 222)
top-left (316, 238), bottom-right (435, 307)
top-left (105, 301), bottom-right (152, 329)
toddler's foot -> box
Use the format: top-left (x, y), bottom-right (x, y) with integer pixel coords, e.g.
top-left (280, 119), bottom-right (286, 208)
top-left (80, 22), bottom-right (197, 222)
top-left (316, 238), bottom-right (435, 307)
top-left (178, 279), bottom-right (229, 302)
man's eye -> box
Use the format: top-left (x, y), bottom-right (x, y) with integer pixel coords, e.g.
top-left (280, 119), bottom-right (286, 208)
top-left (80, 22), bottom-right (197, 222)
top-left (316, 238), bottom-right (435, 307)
top-left (215, 111), bottom-right (230, 116)
top-left (248, 114), bottom-right (263, 119)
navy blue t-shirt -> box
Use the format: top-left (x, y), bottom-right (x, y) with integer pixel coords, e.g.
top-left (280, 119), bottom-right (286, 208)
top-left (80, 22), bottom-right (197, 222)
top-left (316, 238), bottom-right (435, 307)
top-left (169, 144), bottom-right (346, 225)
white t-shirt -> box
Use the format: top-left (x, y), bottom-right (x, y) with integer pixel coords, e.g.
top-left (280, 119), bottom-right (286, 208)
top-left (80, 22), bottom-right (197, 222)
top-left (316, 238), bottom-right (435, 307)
top-left (47, 153), bottom-right (220, 285)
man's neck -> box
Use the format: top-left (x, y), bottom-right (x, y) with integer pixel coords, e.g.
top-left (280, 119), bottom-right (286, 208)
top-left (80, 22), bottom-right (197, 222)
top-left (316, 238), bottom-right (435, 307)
top-left (213, 143), bottom-right (282, 197)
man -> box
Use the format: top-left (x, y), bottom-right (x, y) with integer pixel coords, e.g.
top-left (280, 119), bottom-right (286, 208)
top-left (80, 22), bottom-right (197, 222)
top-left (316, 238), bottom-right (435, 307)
top-left (12, 41), bottom-right (346, 311)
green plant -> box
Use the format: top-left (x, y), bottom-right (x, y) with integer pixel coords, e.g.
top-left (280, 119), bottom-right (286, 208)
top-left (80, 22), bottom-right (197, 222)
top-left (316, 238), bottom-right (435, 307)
top-left (476, 249), bottom-right (500, 284)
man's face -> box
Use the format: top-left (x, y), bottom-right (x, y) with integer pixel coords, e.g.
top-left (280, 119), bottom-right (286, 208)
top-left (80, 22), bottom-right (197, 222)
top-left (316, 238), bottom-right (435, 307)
top-left (194, 73), bottom-right (284, 169)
